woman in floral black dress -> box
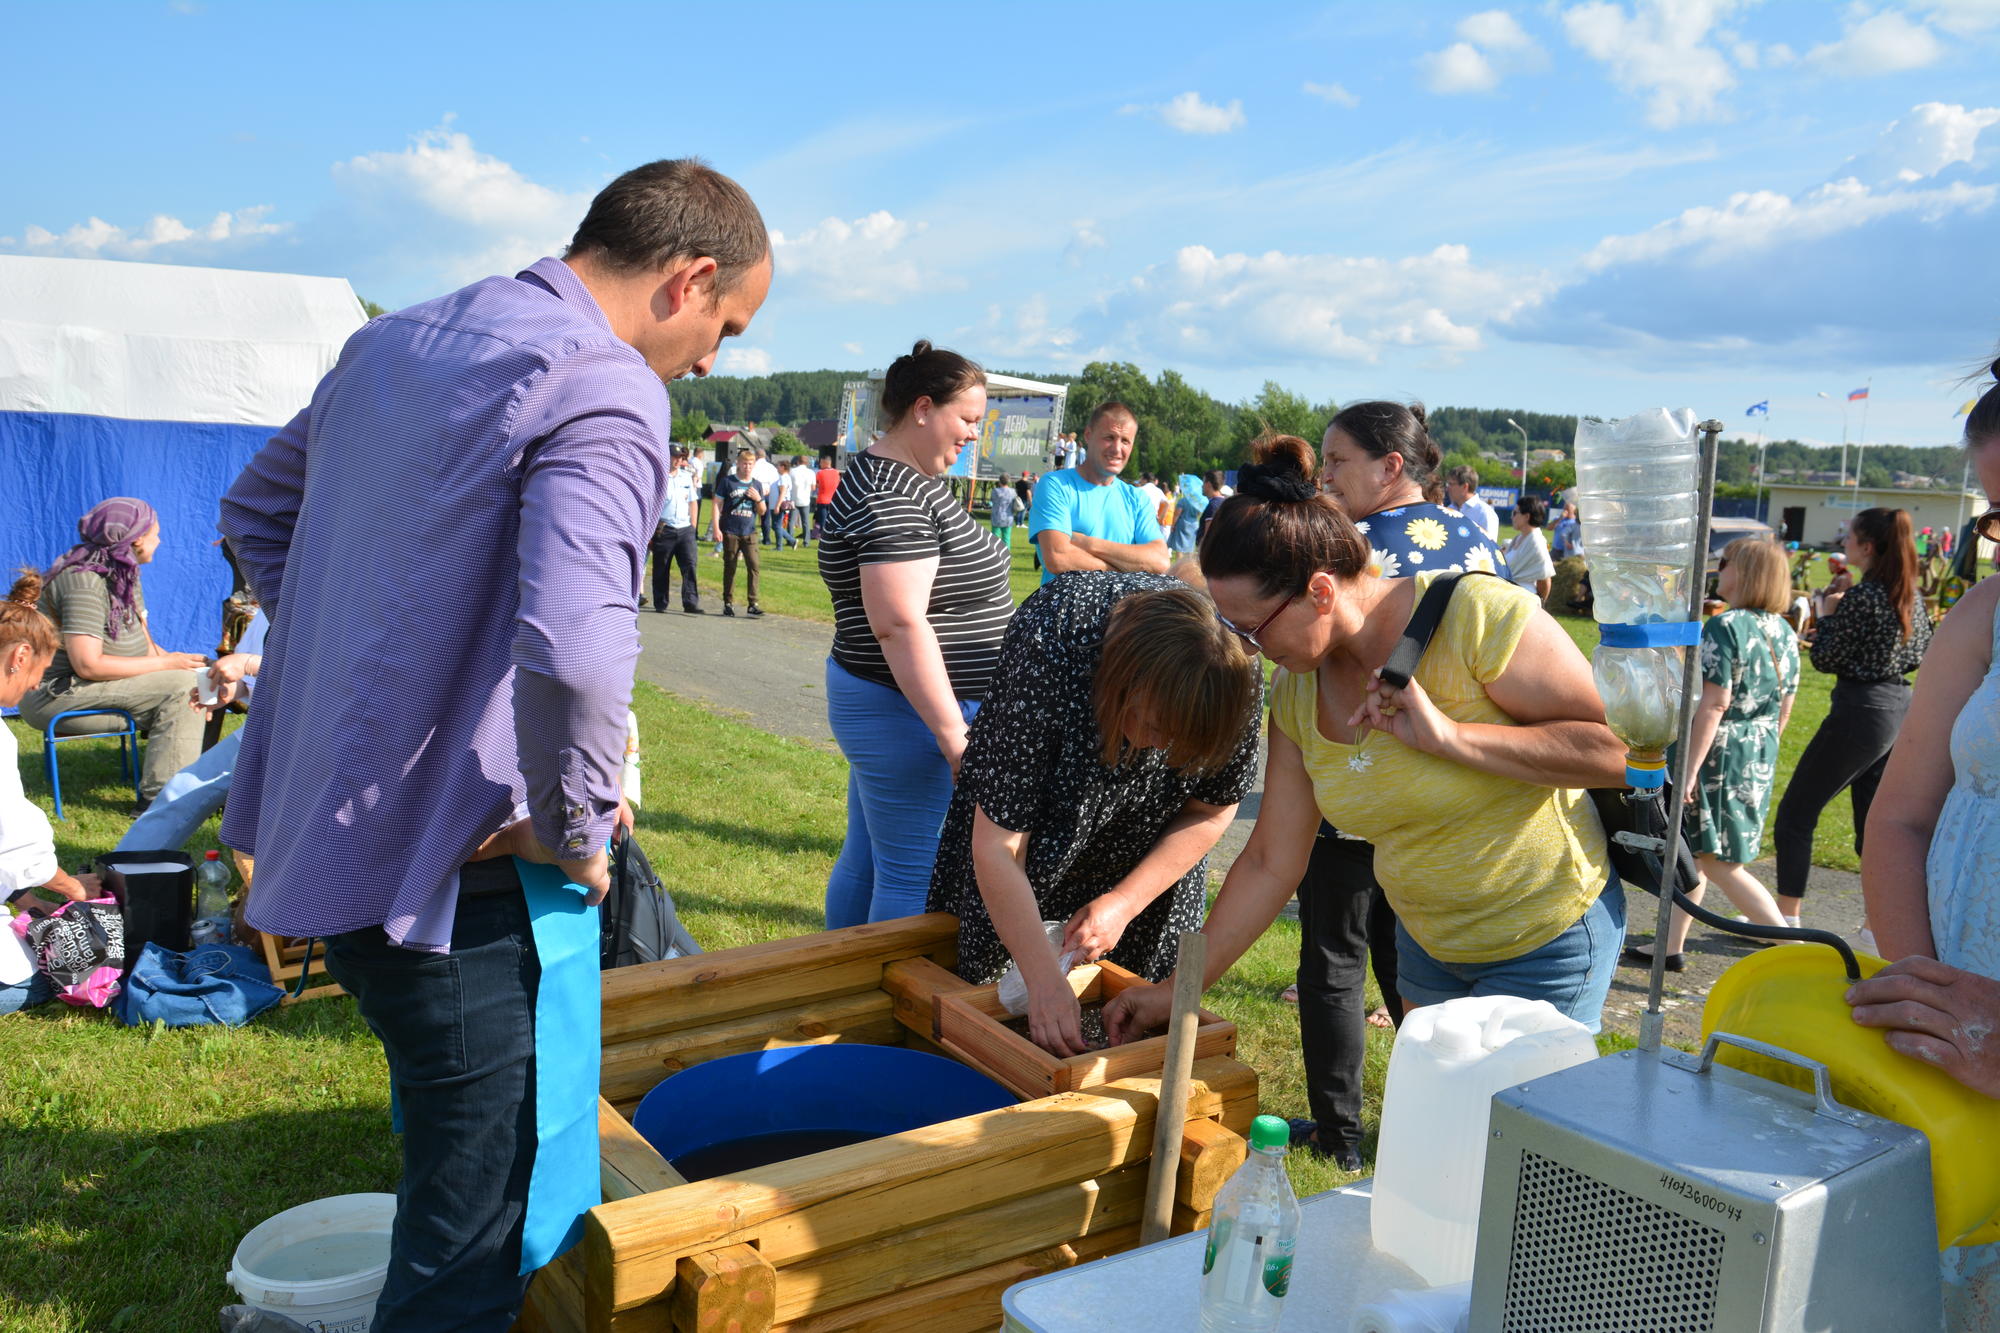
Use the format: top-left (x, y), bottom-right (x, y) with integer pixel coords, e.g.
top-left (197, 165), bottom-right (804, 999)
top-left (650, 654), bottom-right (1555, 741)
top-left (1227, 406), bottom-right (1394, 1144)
top-left (927, 572), bottom-right (1262, 1056)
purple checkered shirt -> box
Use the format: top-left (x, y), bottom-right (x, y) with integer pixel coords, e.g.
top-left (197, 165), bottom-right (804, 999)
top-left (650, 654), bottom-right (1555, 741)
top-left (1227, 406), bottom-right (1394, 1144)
top-left (219, 257), bottom-right (669, 951)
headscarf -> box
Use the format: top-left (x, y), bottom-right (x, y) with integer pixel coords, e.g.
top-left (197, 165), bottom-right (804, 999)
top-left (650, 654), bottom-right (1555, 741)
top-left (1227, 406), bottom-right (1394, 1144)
top-left (44, 498), bottom-right (158, 639)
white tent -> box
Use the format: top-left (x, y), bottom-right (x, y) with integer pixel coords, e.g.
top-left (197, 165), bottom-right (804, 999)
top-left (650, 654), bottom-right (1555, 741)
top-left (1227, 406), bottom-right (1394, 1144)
top-left (0, 254), bottom-right (367, 651)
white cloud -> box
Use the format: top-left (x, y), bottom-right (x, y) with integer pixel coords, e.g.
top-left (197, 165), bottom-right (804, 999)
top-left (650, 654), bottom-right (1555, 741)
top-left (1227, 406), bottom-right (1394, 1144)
top-left (1086, 241), bottom-right (1540, 368)
top-left (1913, 0), bottom-right (2000, 35)
top-left (1561, 0), bottom-right (1742, 128)
top-left (1844, 102), bottom-right (2000, 183)
top-left (1579, 176), bottom-right (1993, 270)
top-left (1514, 172), bottom-right (1999, 365)
top-left (1460, 9), bottom-right (1540, 51)
top-left (959, 295), bottom-right (1081, 364)
top-left (1124, 92), bottom-right (1246, 135)
top-left (770, 210), bottom-right (935, 304)
top-left (1805, 7), bottom-right (1945, 74)
top-left (718, 347), bottom-right (773, 376)
top-left (1422, 43), bottom-right (1500, 94)
top-left (3, 206), bottom-right (288, 260)
top-left (841, 341), bottom-right (864, 356)
top-left (323, 121), bottom-right (591, 292)
top-left (1421, 10), bottom-right (1549, 94)
top-left (1303, 81), bottom-right (1360, 108)
top-left (1065, 219), bottom-right (1108, 267)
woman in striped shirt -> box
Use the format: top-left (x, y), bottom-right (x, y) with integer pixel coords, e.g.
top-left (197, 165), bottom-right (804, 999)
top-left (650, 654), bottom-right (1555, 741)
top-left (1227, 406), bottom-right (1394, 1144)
top-left (818, 341), bottom-right (1016, 927)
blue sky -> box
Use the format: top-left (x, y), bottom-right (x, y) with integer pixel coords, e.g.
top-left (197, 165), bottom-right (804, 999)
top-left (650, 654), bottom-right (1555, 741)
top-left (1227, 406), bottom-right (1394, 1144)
top-left (6, 0), bottom-right (1998, 449)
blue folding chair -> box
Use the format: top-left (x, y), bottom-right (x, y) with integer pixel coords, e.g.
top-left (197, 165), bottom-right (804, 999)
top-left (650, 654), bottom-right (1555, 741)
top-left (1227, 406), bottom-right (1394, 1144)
top-left (5, 705), bottom-right (144, 819)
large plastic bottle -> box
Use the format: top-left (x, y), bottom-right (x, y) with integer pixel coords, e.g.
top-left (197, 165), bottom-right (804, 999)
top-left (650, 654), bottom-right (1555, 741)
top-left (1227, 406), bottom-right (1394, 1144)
top-left (1573, 408), bottom-right (1703, 786)
top-left (191, 850), bottom-right (233, 947)
top-left (1370, 996), bottom-right (1598, 1287)
top-left (1199, 1114), bottom-right (1300, 1333)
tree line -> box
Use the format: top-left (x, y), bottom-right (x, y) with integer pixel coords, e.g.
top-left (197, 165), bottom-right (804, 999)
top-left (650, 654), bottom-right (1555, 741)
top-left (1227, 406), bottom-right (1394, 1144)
top-left (661, 363), bottom-right (1971, 496)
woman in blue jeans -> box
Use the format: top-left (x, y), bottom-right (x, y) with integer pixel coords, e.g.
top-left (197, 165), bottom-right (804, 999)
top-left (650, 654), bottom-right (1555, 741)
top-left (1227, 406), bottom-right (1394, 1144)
top-left (817, 341), bottom-right (1016, 926)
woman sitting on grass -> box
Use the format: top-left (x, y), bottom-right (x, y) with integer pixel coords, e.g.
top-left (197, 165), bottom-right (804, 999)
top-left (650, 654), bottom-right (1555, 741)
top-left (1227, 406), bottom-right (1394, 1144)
top-left (2, 573), bottom-right (101, 1015)
top-left (1105, 435), bottom-right (1629, 1046)
top-left (927, 573), bottom-right (1262, 1057)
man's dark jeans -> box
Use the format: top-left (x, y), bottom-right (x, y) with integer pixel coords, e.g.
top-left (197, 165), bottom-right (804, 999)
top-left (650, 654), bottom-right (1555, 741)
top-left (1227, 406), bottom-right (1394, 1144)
top-left (324, 862), bottom-right (540, 1332)
top-left (1295, 834), bottom-right (1400, 1154)
top-left (649, 522), bottom-right (699, 610)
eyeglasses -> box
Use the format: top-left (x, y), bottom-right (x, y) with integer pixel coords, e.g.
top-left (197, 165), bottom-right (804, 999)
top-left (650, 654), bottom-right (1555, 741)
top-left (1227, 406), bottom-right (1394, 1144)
top-left (1218, 594), bottom-right (1297, 651)
top-left (1975, 507), bottom-right (2000, 544)
top-left (1716, 557), bottom-right (1729, 571)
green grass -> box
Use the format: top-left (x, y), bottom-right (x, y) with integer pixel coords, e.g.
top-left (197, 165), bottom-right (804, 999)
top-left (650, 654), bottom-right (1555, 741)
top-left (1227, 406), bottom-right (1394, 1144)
top-left (0, 598), bottom-right (1860, 1330)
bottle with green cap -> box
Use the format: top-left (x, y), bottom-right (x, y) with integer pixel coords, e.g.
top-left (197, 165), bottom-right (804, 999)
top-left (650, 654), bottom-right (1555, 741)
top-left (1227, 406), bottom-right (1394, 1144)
top-left (1199, 1113), bottom-right (1300, 1332)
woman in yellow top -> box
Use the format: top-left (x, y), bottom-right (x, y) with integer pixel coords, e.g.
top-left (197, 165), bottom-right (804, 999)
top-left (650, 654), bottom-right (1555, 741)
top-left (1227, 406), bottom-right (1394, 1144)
top-left (1107, 436), bottom-right (1629, 1042)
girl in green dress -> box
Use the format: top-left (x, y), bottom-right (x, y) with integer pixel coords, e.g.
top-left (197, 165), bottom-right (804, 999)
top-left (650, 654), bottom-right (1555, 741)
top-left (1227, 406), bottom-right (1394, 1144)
top-left (1624, 538), bottom-right (1799, 970)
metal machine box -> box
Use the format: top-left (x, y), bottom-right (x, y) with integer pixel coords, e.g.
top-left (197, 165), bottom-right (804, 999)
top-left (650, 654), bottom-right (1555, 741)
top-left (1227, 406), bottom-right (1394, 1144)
top-left (1468, 1036), bottom-right (1942, 1332)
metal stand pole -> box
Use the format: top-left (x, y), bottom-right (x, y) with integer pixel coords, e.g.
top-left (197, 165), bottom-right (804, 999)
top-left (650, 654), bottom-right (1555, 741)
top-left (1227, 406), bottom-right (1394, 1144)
top-left (1639, 418), bottom-right (1724, 1053)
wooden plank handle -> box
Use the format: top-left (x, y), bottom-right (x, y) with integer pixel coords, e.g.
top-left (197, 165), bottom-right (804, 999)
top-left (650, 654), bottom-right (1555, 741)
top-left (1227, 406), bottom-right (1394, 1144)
top-left (1139, 931), bottom-right (1207, 1246)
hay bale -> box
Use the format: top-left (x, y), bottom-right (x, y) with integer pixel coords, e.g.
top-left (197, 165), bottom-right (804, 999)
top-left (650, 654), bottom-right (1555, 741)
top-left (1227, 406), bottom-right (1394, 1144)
top-left (1549, 555), bottom-right (1591, 617)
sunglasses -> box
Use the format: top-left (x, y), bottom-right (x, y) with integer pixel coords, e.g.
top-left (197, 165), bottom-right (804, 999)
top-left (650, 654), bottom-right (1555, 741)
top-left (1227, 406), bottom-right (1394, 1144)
top-left (1218, 594), bottom-right (1298, 652)
top-left (1976, 507), bottom-right (2000, 544)
top-left (1716, 557), bottom-right (1729, 571)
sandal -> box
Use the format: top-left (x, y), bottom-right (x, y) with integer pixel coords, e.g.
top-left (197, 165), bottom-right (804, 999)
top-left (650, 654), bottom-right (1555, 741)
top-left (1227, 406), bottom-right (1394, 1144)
top-left (1278, 983), bottom-right (1299, 1004)
top-left (1365, 1006), bottom-right (1395, 1029)
top-left (1620, 944), bottom-right (1685, 973)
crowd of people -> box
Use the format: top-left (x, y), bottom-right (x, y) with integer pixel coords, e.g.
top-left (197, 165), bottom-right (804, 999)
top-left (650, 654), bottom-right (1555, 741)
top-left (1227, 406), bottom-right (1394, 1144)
top-left (5, 157), bottom-right (2000, 1330)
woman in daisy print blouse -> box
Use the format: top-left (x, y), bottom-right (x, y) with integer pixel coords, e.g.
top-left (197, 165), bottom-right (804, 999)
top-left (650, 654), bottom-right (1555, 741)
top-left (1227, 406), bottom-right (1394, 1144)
top-left (1105, 434), bottom-right (1629, 1049)
top-left (1317, 401), bottom-right (1510, 583)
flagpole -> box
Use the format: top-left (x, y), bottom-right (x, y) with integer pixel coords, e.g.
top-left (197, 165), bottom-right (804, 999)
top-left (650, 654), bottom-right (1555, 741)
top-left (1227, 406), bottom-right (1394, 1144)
top-left (1855, 377), bottom-right (1873, 490)
top-left (1756, 417), bottom-right (1769, 524)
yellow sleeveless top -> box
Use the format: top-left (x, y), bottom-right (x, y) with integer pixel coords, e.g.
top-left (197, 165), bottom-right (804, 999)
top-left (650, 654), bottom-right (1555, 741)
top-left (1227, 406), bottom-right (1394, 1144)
top-left (1269, 571), bottom-right (1611, 964)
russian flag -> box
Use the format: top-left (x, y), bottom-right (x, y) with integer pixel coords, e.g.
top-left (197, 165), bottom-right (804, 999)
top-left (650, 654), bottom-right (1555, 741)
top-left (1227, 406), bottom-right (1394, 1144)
top-left (1848, 387), bottom-right (1869, 402)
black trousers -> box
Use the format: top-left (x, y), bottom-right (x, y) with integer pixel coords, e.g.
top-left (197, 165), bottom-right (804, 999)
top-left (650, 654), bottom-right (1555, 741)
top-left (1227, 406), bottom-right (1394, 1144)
top-left (1773, 679), bottom-right (1910, 900)
top-left (1295, 833), bottom-right (1401, 1152)
top-left (649, 523), bottom-right (699, 610)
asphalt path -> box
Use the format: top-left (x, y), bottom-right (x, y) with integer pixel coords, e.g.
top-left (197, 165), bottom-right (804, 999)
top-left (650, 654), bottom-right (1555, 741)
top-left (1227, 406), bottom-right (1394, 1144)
top-left (635, 604), bottom-right (1867, 1048)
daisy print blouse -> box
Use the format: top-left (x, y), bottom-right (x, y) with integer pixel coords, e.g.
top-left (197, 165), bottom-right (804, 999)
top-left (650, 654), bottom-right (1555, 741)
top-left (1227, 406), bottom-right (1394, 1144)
top-left (1353, 502), bottom-right (1512, 583)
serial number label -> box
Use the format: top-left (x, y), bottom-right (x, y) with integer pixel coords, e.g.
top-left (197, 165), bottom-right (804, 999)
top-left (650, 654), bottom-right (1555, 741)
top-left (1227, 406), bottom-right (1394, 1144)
top-left (1659, 1173), bottom-right (1744, 1223)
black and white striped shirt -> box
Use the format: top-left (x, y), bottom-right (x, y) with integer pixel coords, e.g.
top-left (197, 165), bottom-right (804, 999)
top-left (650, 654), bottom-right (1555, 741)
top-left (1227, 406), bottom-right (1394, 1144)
top-left (818, 450), bottom-right (1014, 700)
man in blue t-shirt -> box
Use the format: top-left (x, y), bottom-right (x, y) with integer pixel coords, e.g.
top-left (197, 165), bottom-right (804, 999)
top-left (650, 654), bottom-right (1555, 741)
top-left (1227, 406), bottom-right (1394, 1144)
top-left (1027, 401), bottom-right (1167, 584)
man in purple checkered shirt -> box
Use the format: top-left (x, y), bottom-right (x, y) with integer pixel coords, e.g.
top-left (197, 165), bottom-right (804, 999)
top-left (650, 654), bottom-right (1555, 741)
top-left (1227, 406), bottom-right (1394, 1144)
top-left (218, 159), bottom-right (770, 1330)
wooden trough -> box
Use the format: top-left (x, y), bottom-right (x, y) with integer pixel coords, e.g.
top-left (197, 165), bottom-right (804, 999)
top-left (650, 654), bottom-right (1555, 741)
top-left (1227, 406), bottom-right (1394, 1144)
top-left (515, 913), bottom-right (1257, 1333)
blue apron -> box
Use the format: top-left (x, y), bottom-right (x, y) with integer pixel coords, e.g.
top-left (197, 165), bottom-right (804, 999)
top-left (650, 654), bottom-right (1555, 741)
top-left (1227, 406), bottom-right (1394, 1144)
top-left (512, 857), bottom-right (602, 1274)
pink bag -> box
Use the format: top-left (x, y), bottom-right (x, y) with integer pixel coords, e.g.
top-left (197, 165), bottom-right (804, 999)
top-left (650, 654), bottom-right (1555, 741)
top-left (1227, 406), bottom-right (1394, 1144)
top-left (11, 895), bottom-right (124, 1007)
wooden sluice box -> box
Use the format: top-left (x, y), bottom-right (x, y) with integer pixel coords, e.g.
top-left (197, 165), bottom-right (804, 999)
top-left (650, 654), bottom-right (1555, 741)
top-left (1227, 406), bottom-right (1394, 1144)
top-left (515, 913), bottom-right (1256, 1333)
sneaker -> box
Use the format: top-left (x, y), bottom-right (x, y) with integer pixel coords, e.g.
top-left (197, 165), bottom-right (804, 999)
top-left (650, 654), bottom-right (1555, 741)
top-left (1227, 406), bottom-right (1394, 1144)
top-left (723, 605), bottom-right (736, 617)
top-left (747, 605), bottom-right (765, 618)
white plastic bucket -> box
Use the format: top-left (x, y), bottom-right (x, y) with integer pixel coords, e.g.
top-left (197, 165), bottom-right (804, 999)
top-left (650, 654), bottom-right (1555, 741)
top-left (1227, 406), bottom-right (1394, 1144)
top-left (227, 1192), bottom-right (395, 1333)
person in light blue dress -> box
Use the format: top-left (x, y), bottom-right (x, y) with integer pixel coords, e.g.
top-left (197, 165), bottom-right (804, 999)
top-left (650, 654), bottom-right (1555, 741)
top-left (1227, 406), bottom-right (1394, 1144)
top-left (1851, 370), bottom-right (2000, 1330)
top-left (1166, 474), bottom-right (1205, 559)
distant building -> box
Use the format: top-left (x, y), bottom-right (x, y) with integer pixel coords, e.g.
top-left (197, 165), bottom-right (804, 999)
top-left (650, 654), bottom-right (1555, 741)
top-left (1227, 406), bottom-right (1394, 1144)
top-left (1763, 482), bottom-right (1985, 547)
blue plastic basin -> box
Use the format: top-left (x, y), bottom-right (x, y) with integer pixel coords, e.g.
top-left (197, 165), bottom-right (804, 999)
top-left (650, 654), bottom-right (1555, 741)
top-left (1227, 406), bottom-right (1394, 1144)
top-left (632, 1044), bottom-right (1018, 1181)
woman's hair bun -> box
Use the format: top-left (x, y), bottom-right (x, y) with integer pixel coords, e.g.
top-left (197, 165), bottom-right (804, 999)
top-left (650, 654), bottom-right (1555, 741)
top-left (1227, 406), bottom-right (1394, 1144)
top-left (1408, 402), bottom-right (1429, 429)
top-left (1236, 434), bottom-right (1319, 503)
top-left (6, 569), bottom-right (41, 606)
top-left (1989, 354), bottom-right (2000, 383)
top-left (909, 339), bottom-right (934, 360)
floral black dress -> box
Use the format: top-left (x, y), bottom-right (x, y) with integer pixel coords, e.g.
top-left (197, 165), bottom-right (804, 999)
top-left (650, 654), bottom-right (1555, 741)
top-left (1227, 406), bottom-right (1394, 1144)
top-left (1690, 609), bottom-right (1800, 863)
top-left (926, 572), bottom-right (1263, 983)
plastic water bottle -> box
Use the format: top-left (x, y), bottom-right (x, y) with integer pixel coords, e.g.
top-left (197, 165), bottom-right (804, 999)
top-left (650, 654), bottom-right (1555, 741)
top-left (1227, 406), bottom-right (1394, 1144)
top-left (1573, 408), bottom-right (1702, 785)
top-left (191, 850), bottom-right (233, 946)
top-left (1199, 1114), bottom-right (1299, 1332)
top-left (621, 709), bottom-right (643, 808)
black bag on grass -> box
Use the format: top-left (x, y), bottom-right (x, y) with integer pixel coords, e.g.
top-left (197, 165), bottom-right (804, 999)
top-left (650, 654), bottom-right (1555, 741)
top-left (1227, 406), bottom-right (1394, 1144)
top-left (599, 827), bottom-right (700, 969)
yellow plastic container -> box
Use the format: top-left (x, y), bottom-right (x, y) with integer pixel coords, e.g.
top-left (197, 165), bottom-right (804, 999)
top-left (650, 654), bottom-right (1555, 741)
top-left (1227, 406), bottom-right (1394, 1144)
top-left (1702, 945), bottom-right (2000, 1250)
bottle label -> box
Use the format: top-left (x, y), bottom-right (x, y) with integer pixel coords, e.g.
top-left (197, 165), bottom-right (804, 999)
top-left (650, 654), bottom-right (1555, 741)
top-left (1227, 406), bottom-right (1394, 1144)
top-left (1263, 1251), bottom-right (1294, 1297)
top-left (1202, 1219), bottom-right (1226, 1276)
